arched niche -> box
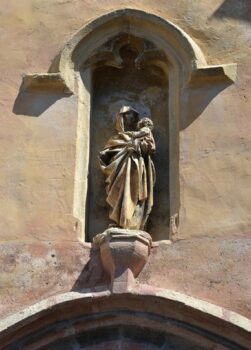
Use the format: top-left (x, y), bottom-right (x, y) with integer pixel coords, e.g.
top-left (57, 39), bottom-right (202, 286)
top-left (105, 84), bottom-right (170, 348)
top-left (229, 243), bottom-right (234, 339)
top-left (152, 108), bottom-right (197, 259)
top-left (21, 9), bottom-right (237, 242)
top-left (0, 289), bottom-right (250, 349)
top-left (86, 34), bottom-right (170, 239)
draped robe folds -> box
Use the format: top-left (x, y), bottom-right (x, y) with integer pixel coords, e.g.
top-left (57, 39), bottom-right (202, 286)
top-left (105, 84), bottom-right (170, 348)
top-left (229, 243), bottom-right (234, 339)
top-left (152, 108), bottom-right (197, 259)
top-left (99, 120), bottom-right (156, 230)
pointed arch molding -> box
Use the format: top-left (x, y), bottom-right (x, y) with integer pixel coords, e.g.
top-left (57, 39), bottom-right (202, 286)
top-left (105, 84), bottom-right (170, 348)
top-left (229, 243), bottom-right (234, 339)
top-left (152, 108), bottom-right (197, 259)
top-left (0, 288), bottom-right (250, 348)
top-left (22, 9), bottom-right (237, 241)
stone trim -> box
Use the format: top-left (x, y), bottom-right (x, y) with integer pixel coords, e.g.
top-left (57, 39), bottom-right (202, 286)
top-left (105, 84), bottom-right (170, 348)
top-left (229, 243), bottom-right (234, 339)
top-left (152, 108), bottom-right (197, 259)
top-left (0, 287), bottom-right (250, 348)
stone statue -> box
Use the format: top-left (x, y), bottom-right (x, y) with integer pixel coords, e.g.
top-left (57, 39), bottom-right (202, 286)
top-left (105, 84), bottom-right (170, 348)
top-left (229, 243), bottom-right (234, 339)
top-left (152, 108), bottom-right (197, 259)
top-left (99, 106), bottom-right (156, 230)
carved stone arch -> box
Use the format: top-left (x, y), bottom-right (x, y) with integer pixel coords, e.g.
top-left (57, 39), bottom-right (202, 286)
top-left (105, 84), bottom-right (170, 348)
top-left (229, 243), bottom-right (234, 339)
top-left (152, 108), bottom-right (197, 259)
top-left (23, 9), bottom-right (236, 241)
top-left (57, 9), bottom-right (208, 93)
top-left (0, 289), bottom-right (249, 349)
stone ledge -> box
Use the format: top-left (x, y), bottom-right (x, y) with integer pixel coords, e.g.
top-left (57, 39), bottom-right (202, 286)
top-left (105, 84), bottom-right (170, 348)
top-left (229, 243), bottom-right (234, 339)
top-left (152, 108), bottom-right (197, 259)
top-left (21, 73), bottom-right (72, 93)
top-left (191, 63), bottom-right (237, 85)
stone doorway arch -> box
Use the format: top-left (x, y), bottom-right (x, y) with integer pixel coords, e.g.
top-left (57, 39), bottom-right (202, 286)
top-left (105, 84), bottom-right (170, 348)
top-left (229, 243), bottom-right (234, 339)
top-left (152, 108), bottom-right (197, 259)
top-left (0, 289), bottom-right (249, 349)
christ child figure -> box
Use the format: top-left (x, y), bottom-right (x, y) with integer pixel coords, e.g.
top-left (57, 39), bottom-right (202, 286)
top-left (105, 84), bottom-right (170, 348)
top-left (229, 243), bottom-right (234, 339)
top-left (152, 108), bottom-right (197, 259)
top-left (124, 117), bottom-right (155, 156)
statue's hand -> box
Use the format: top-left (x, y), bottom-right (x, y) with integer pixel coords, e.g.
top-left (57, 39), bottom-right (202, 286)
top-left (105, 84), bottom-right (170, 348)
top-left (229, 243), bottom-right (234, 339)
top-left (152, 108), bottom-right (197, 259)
top-left (127, 139), bottom-right (135, 146)
top-left (125, 140), bottom-right (136, 153)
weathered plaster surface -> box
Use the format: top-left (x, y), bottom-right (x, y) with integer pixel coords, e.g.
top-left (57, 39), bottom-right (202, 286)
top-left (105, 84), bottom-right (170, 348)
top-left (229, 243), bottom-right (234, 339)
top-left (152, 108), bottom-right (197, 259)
top-left (0, 0), bottom-right (250, 322)
top-left (0, 238), bottom-right (250, 320)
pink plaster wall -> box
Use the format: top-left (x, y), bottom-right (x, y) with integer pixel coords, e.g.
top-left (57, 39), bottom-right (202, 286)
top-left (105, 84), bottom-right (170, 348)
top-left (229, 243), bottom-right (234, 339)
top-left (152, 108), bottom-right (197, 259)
top-left (0, 0), bottom-right (250, 320)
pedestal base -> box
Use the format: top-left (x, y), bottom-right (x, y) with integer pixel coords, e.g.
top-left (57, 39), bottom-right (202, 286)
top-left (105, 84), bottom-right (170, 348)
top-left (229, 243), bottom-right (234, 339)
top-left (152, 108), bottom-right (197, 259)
top-left (93, 228), bottom-right (152, 292)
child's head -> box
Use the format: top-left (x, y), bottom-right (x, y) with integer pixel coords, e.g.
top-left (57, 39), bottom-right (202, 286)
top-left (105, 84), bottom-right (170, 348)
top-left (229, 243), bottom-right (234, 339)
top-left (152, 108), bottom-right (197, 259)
top-left (137, 117), bottom-right (154, 130)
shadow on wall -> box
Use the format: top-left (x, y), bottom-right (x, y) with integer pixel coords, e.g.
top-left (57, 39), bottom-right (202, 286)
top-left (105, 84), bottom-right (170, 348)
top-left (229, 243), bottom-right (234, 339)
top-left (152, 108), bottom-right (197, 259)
top-left (12, 75), bottom-right (234, 128)
top-left (211, 0), bottom-right (251, 23)
top-left (180, 78), bottom-right (234, 130)
top-left (13, 81), bottom-right (70, 117)
top-left (71, 246), bottom-right (109, 291)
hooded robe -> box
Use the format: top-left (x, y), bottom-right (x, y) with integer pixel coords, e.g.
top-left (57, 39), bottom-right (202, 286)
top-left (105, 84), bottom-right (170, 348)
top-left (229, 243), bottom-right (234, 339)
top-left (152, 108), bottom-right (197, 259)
top-left (99, 110), bottom-right (156, 230)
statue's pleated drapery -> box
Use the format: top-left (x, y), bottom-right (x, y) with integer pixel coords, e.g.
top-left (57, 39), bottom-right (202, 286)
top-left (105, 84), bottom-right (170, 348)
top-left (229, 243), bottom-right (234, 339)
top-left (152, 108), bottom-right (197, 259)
top-left (99, 110), bottom-right (155, 230)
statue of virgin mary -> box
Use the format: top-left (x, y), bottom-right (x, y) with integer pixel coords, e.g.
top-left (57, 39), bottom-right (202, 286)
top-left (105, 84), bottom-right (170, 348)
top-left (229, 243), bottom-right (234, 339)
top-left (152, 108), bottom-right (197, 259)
top-left (99, 106), bottom-right (156, 230)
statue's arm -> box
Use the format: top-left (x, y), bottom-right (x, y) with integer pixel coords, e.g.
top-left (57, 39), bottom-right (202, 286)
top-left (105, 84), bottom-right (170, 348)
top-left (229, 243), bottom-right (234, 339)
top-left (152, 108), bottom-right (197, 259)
top-left (132, 128), bottom-right (149, 139)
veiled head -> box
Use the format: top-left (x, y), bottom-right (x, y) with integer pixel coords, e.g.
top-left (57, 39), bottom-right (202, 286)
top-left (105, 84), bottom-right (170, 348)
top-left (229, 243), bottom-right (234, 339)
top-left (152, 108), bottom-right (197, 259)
top-left (115, 105), bottom-right (139, 132)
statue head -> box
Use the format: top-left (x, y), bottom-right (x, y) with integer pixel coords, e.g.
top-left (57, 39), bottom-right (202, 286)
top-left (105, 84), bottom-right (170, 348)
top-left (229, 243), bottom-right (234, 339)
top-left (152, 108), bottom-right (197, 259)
top-left (137, 117), bottom-right (154, 130)
top-left (115, 105), bottom-right (139, 132)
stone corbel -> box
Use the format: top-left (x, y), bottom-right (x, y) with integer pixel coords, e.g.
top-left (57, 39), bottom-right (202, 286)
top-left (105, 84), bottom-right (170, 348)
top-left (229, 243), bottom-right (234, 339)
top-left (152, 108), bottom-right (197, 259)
top-left (93, 228), bottom-right (152, 293)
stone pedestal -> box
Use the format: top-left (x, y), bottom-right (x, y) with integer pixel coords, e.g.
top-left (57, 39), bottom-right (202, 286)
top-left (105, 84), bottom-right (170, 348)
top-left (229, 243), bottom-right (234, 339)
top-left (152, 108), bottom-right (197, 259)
top-left (93, 228), bottom-right (152, 293)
